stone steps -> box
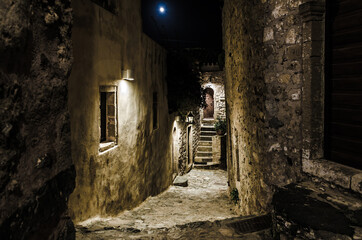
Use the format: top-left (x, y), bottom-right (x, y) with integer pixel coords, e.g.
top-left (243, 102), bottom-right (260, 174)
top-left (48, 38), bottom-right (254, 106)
top-left (201, 121), bottom-right (214, 127)
top-left (197, 146), bottom-right (212, 152)
top-left (193, 162), bottom-right (220, 169)
top-left (200, 131), bottom-right (216, 136)
top-left (201, 127), bottom-right (216, 132)
top-left (200, 136), bottom-right (212, 141)
top-left (198, 141), bottom-right (212, 146)
top-left (195, 124), bottom-right (216, 168)
top-left (194, 157), bottom-right (213, 163)
top-left (196, 151), bottom-right (212, 157)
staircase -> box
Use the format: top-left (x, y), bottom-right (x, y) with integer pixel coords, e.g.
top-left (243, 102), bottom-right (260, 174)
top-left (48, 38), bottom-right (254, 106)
top-left (194, 122), bottom-right (219, 169)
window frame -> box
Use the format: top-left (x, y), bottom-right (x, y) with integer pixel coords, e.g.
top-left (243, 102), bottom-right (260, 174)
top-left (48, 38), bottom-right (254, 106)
top-left (99, 85), bottom-right (118, 152)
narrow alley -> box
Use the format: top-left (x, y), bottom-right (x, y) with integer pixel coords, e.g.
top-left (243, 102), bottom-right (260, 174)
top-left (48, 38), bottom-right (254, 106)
top-left (76, 169), bottom-right (271, 239)
top-left (1, 0), bottom-right (362, 239)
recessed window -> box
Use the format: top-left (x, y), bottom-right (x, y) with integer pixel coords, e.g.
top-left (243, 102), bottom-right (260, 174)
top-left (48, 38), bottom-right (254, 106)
top-left (153, 92), bottom-right (158, 130)
top-left (99, 86), bottom-right (117, 152)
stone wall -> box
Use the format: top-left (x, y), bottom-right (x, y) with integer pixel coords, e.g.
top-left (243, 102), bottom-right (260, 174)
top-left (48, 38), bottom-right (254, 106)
top-left (200, 71), bottom-right (226, 121)
top-left (0, 0), bottom-right (75, 239)
top-left (68, 0), bottom-right (172, 222)
top-left (223, 0), bottom-right (303, 215)
top-left (170, 109), bottom-right (200, 175)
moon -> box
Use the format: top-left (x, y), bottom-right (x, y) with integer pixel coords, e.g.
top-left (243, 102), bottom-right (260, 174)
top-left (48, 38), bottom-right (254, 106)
top-left (159, 6), bottom-right (165, 14)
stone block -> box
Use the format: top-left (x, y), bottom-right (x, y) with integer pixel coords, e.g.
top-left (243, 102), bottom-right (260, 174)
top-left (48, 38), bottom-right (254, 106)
top-left (273, 180), bottom-right (361, 239)
top-left (212, 135), bottom-right (222, 163)
top-left (302, 159), bottom-right (361, 190)
top-left (263, 27), bottom-right (274, 42)
top-left (351, 173), bottom-right (362, 195)
top-left (286, 45), bottom-right (302, 60)
top-left (285, 28), bottom-right (297, 44)
top-left (173, 176), bottom-right (188, 187)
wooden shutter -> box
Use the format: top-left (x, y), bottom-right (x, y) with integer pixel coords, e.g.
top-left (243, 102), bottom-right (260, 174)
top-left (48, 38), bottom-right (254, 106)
top-left (325, 0), bottom-right (362, 169)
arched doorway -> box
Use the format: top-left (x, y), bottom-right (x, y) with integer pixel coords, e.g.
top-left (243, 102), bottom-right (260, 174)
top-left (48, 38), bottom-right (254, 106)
top-left (203, 88), bottom-right (214, 119)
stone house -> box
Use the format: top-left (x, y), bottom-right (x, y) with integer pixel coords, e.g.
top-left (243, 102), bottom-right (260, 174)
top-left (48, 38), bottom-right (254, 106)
top-left (0, 0), bottom-right (177, 238)
top-left (194, 64), bottom-right (227, 168)
top-left (223, 0), bottom-right (362, 238)
top-left (1, 0), bottom-right (361, 239)
top-left (68, 0), bottom-right (174, 222)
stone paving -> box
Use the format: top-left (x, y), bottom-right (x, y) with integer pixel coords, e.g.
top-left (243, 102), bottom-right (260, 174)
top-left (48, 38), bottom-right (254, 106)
top-left (76, 169), bottom-right (271, 239)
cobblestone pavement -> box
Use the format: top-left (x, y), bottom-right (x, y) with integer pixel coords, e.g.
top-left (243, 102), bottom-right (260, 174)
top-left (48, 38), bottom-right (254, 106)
top-left (76, 169), bottom-right (272, 239)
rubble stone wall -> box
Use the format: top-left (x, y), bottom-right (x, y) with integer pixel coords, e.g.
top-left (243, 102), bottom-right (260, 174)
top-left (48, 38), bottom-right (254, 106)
top-left (0, 0), bottom-right (75, 239)
top-left (223, 0), bottom-right (303, 215)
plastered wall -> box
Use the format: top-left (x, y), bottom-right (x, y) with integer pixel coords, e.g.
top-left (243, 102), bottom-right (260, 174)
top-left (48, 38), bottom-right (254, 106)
top-left (68, 0), bottom-right (172, 222)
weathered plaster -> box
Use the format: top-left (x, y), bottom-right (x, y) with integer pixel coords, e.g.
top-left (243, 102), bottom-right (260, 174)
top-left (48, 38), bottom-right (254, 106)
top-left (68, 0), bottom-right (172, 222)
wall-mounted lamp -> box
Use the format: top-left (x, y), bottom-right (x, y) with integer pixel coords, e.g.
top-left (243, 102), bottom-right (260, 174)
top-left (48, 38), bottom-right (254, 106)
top-left (186, 112), bottom-right (194, 124)
top-left (122, 69), bottom-right (134, 81)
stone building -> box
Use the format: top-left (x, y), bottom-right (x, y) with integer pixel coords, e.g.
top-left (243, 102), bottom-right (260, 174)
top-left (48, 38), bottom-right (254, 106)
top-left (194, 64), bottom-right (227, 168)
top-left (0, 0), bottom-right (175, 238)
top-left (223, 0), bottom-right (362, 238)
top-left (170, 111), bottom-right (199, 175)
top-left (68, 0), bottom-right (173, 222)
top-left (1, 0), bottom-right (361, 239)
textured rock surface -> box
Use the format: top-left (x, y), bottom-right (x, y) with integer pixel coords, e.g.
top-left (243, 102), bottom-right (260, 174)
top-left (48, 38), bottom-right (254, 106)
top-left (76, 217), bottom-right (272, 240)
top-left (303, 158), bottom-right (362, 193)
top-left (0, 0), bottom-right (74, 239)
top-left (173, 175), bottom-right (188, 187)
top-left (223, 0), bottom-right (303, 215)
top-left (76, 169), bottom-right (249, 239)
top-left (272, 179), bottom-right (362, 239)
top-left (68, 0), bottom-right (172, 223)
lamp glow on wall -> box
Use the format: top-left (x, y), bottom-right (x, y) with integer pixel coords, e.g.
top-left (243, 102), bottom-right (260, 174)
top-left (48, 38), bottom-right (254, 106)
top-left (122, 69), bottom-right (134, 81)
top-left (186, 112), bottom-right (194, 124)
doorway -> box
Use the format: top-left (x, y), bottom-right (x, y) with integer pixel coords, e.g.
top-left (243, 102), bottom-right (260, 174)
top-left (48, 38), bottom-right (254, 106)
top-left (203, 88), bottom-right (214, 119)
top-left (187, 125), bottom-right (193, 166)
top-left (172, 127), bottom-right (178, 174)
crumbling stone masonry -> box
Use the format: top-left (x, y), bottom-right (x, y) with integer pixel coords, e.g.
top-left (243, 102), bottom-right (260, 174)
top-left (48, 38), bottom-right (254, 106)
top-left (0, 0), bottom-right (75, 239)
top-left (223, 1), bottom-right (362, 239)
top-left (223, 0), bottom-right (303, 215)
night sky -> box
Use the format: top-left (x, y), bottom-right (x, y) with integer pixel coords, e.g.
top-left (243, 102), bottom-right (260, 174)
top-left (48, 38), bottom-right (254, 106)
top-left (141, 0), bottom-right (223, 49)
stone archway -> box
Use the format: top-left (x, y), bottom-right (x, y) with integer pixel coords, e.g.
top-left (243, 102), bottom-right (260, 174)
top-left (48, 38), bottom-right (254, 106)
top-left (203, 88), bottom-right (214, 119)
